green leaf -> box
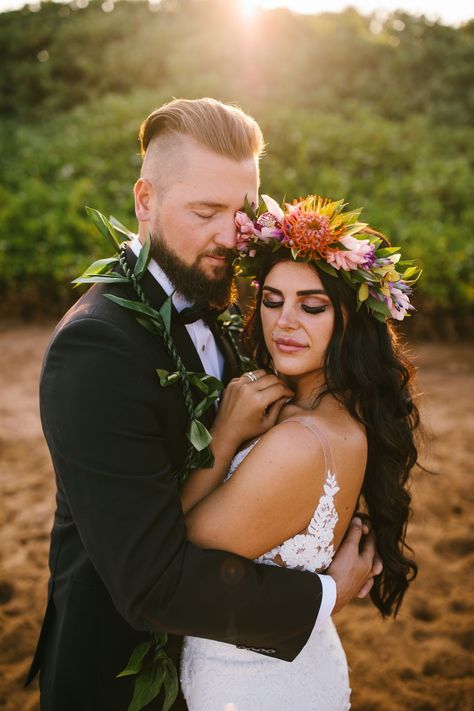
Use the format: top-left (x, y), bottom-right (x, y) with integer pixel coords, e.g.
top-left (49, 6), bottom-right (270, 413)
top-left (109, 215), bottom-right (136, 240)
top-left (193, 393), bottom-right (220, 419)
top-left (116, 640), bottom-right (152, 678)
top-left (81, 257), bottom-right (119, 276)
top-left (71, 274), bottom-right (130, 285)
top-left (366, 296), bottom-right (390, 316)
top-left (375, 247), bottom-right (400, 257)
top-left (104, 294), bottom-right (162, 320)
top-left (163, 658), bottom-right (179, 711)
top-left (341, 221), bottom-right (368, 237)
top-left (188, 445), bottom-right (215, 471)
top-left (156, 368), bottom-right (180, 387)
top-left (372, 310), bottom-right (387, 323)
top-left (126, 663), bottom-right (166, 711)
top-left (159, 294), bottom-right (173, 334)
top-left (152, 630), bottom-right (168, 649)
top-left (358, 282), bottom-right (369, 302)
top-left (339, 207), bottom-right (362, 223)
top-left (136, 317), bottom-right (162, 336)
top-left (243, 194), bottom-right (255, 220)
top-left (316, 260), bottom-right (338, 278)
top-left (355, 268), bottom-right (378, 282)
top-left (331, 198), bottom-right (346, 215)
top-left (401, 266), bottom-right (419, 279)
top-left (187, 419), bottom-right (212, 451)
top-left (134, 234), bottom-right (151, 281)
top-left (340, 269), bottom-right (353, 286)
top-left (187, 372), bottom-right (223, 395)
top-left (85, 206), bottom-right (122, 251)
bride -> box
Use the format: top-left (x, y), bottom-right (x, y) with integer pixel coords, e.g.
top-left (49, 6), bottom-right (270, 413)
top-left (178, 195), bottom-right (420, 710)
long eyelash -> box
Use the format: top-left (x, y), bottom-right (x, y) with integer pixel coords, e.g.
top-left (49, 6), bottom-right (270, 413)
top-left (302, 305), bottom-right (327, 314)
top-left (262, 300), bottom-right (327, 314)
top-left (262, 299), bottom-right (283, 308)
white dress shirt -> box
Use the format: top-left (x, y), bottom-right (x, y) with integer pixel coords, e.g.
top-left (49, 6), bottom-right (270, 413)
top-left (129, 236), bottom-right (337, 628)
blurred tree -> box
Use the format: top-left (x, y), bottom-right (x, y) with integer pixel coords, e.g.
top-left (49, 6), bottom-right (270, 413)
top-left (0, 0), bottom-right (472, 325)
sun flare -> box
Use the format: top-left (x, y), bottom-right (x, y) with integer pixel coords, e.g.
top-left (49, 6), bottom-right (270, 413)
top-left (239, 0), bottom-right (259, 20)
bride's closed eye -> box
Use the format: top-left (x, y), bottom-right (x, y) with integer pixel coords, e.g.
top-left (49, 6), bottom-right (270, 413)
top-left (262, 298), bottom-right (327, 315)
top-left (301, 304), bottom-right (327, 314)
top-left (262, 297), bottom-right (283, 309)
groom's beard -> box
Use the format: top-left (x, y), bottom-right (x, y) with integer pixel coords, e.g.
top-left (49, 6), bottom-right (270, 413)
top-left (149, 231), bottom-right (237, 309)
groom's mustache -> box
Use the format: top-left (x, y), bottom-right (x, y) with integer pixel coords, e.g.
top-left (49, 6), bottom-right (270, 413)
top-left (200, 247), bottom-right (238, 264)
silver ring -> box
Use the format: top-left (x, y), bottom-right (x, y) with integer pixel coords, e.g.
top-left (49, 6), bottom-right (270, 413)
top-left (245, 371), bottom-right (258, 383)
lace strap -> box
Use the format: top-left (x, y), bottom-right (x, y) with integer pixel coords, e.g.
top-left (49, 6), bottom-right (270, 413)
top-left (281, 417), bottom-right (337, 476)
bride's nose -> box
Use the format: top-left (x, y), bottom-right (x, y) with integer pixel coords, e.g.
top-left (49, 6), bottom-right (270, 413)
top-left (276, 304), bottom-right (299, 329)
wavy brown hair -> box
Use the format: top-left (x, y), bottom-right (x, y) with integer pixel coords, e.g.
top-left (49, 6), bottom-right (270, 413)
top-left (243, 251), bottom-right (420, 617)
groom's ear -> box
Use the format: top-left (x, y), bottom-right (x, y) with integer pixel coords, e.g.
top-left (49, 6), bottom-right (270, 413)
top-left (134, 178), bottom-right (154, 222)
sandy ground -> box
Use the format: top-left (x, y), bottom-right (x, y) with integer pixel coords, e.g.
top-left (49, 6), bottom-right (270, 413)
top-left (0, 322), bottom-right (472, 711)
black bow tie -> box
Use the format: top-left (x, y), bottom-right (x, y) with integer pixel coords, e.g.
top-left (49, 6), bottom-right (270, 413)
top-left (177, 305), bottom-right (226, 326)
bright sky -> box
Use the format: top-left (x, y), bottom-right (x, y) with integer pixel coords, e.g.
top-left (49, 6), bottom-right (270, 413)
top-left (0, 0), bottom-right (471, 25)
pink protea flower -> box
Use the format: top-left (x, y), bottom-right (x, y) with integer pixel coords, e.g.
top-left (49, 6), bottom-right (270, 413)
top-left (282, 206), bottom-right (334, 257)
top-left (326, 235), bottom-right (375, 271)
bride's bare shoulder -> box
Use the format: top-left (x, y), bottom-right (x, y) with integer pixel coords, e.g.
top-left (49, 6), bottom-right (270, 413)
top-left (273, 397), bottom-right (367, 467)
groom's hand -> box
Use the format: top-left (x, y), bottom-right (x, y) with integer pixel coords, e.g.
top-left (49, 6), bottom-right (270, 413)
top-left (327, 516), bottom-right (383, 614)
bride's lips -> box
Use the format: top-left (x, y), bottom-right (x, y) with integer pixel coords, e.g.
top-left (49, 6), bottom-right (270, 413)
top-left (273, 337), bottom-right (308, 353)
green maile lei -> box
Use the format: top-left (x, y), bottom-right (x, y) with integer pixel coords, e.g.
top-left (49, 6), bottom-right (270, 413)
top-left (74, 206), bottom-right (252, 711)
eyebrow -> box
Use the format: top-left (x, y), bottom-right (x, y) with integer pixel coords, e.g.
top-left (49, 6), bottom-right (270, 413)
top-left (185, 201), bottom-right (228, 209)
top-left (262, 286), bottom-right (327, 296)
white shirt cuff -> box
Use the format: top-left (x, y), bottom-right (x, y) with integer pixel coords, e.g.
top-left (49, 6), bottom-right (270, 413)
top-left (313, 574), bottom-right (337, 630)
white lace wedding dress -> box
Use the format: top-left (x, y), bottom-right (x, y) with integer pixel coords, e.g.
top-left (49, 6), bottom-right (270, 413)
top-left (180, 417), bottom-right (351, 710)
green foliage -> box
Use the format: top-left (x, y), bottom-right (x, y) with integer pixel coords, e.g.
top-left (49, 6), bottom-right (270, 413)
top-left (0, 0), bottom-right (473, 314)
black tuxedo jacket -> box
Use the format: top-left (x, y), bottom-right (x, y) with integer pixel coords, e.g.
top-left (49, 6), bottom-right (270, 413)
top-left (26, 247), bottom-right (323, 710)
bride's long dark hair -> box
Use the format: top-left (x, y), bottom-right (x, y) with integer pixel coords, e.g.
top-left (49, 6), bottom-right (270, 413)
top-left (242, 252), bottom-right (420, 618)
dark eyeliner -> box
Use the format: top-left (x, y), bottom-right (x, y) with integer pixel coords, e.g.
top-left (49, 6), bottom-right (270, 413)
top-left (262, 298), bottom-right (283, 308)
top-left (302, 305), bottom-right (327, 314)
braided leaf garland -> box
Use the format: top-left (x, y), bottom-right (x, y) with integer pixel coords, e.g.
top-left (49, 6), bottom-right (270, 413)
top-left (74, 206), bottom-right (246, 710)
top-left (74, 207), bottom-right (225, 483)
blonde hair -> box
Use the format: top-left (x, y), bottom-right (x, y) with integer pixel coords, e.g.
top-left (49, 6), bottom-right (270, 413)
top-left (139, 97), bottom-right (265, 161)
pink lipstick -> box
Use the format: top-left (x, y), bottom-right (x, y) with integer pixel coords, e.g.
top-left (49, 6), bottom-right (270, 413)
top-left (274, 337), bottom-right (308, 353)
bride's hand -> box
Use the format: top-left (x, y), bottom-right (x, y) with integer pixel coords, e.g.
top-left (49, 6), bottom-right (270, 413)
top-left (212, 369), bottom-right (294, 448)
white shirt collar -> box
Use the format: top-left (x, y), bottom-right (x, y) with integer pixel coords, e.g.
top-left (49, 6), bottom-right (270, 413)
top-left (129, 235), bottom-right (192, 313)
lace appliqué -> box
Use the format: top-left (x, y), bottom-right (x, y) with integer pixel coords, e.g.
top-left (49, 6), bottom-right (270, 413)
top-left (256, 467), bottom-right (339, 573)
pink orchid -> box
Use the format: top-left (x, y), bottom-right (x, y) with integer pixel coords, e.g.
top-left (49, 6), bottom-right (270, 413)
top-left (235, 211), bottom-right (255, 234)
top-left (386, 284), bottom-right (414, 320)
top-left (326, 235), bottom-right (374, 271)
top-left (235, 211), bottom-right (257, 251)
top-left (261, 194), bottom-right (285, 221)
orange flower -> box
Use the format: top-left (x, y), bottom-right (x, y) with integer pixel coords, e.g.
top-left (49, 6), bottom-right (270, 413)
top-left (281, 196), bottom-right (342, 259)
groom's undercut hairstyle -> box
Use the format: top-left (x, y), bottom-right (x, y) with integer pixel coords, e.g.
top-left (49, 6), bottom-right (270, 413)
top-left (139, 98), bottom-right (265, 200)
top-left (139, 97), bottom-right (265, 161)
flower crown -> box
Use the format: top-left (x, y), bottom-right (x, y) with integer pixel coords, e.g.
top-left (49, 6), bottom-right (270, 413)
top-left (235, 194), bottom-right (421, 322)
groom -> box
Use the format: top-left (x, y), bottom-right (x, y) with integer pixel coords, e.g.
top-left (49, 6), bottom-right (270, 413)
top-left (26, 98), bottom-right (381, 710)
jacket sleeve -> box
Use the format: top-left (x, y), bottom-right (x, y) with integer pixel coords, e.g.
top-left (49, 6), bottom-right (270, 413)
top-left (40, 316), bottom-right (323, 661)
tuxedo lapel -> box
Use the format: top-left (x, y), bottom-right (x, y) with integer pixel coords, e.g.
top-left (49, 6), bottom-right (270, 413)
top-left (210, 321), bottom-right (242, 385)
top-left (122, 245), bottom-right (218, 430)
